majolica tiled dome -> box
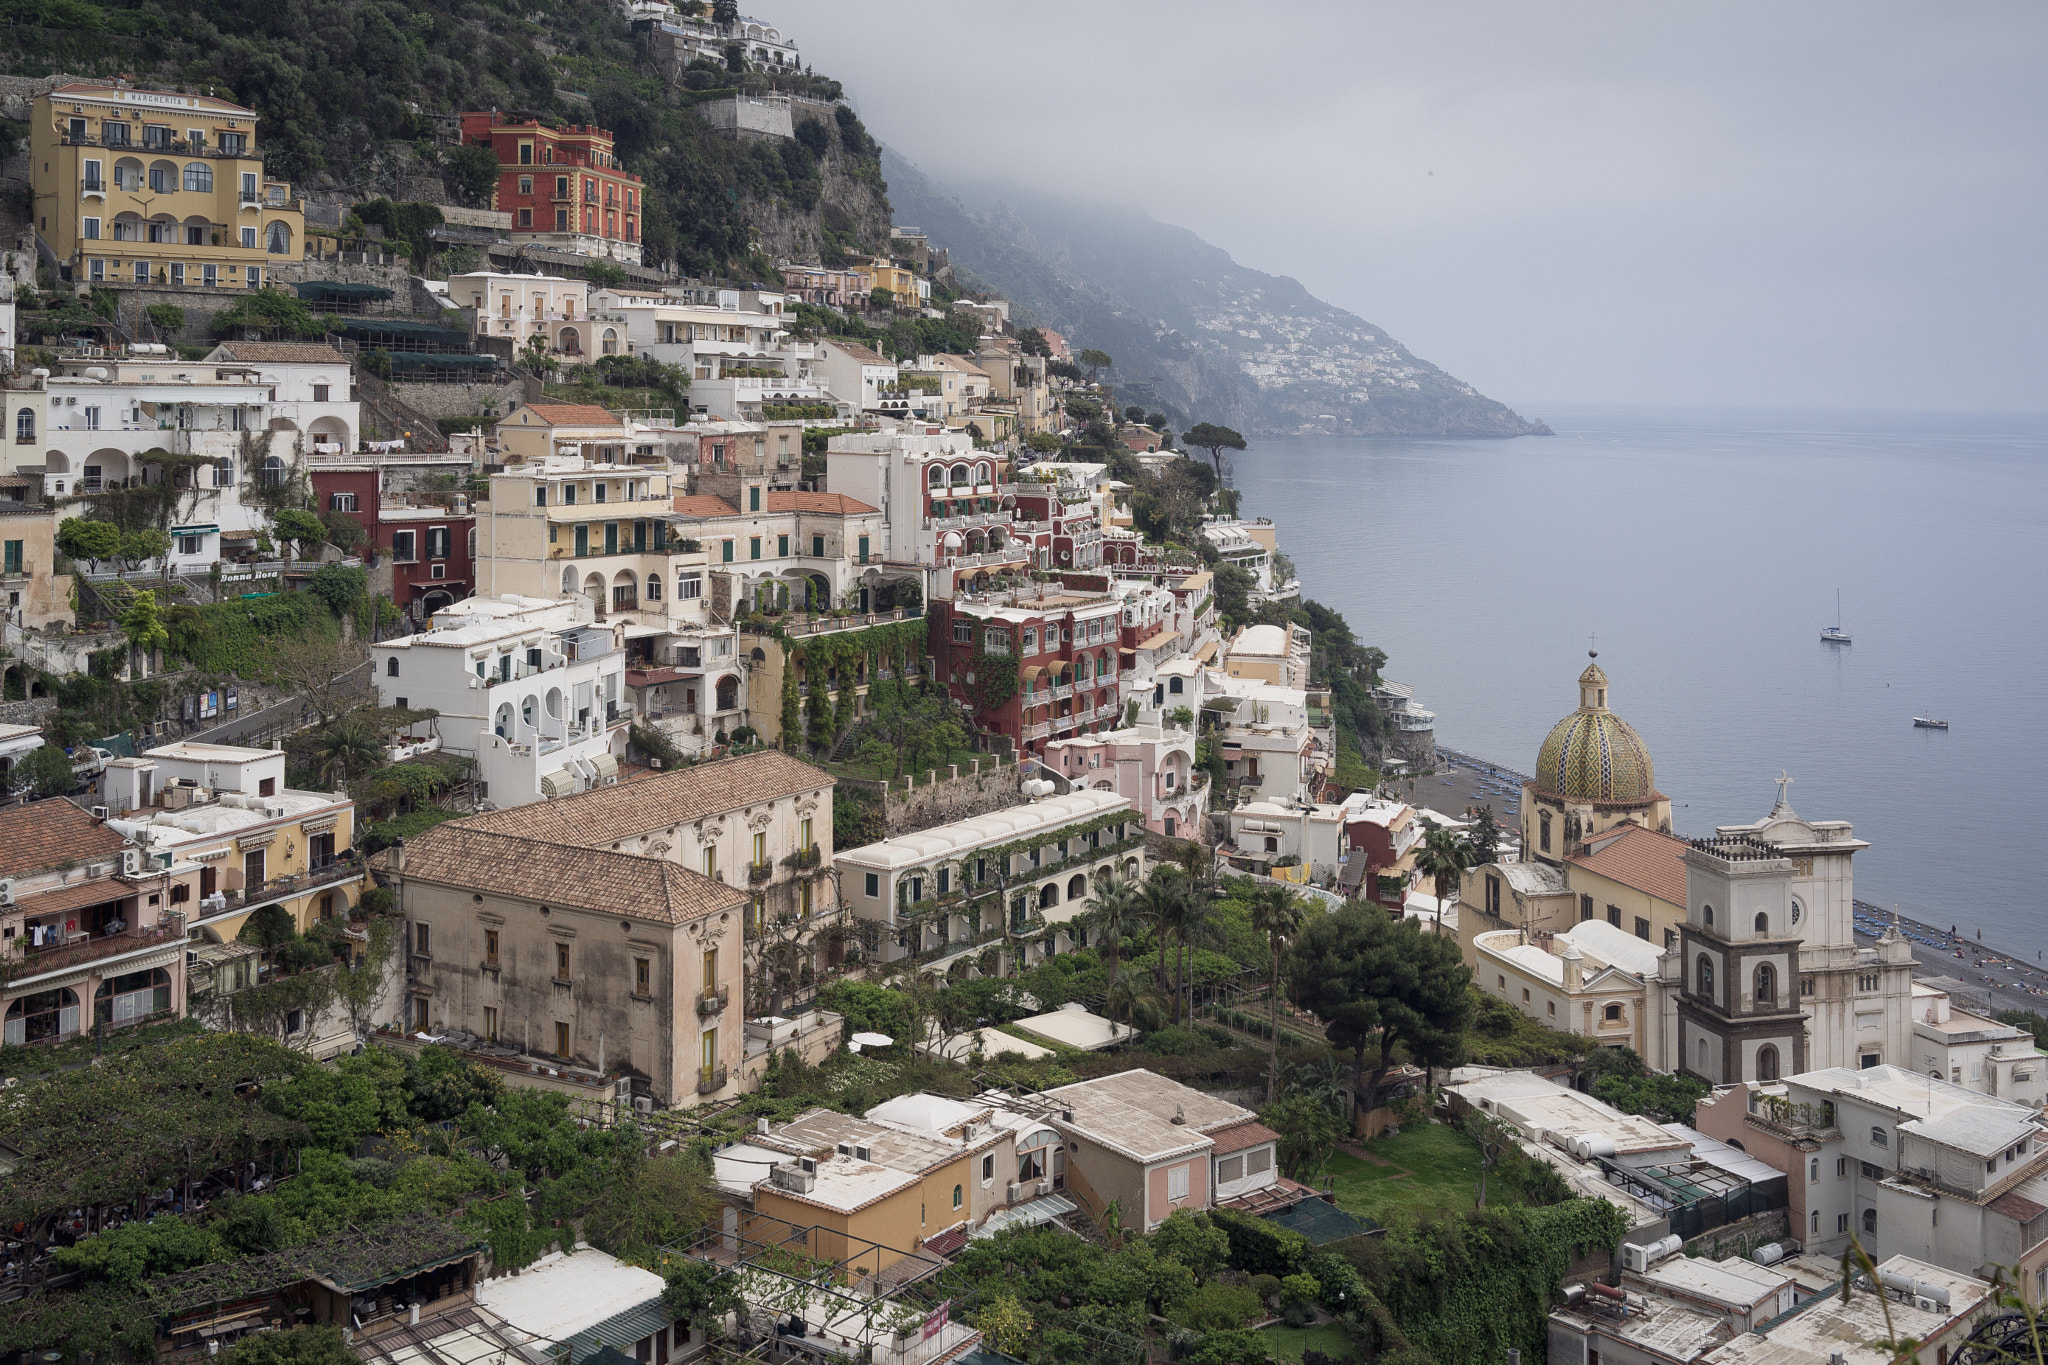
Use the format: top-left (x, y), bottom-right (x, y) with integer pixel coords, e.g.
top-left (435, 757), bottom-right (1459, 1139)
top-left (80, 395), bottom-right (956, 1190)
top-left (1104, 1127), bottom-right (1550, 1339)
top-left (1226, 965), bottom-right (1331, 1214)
top-left (1534, 661), bottom-right (1657, 803)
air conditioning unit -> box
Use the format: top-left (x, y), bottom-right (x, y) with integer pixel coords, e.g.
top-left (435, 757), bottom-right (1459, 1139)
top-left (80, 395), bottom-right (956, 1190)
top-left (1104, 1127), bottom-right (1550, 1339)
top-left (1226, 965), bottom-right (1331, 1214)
top-left (121, 847), bottom-right (142, 875)
top-left (615, 1078), bottom-right (635, 1101)
top-left (91, 805), bottom-right (110, 819)
top-left (1035, 1179), bottom-right (1051, 1198)
top-left (1914, 1297), bottom-right (1940, 1313)
top-left (798, 1156), bottom-right (817, 1175)
top-left (854, 1145), bottom-right (871, 1163)
top-left (836, 1143), bottom-right (852, 1156)
top-left (0, 878), bottom-right (13, 908)
top-left (1006, 1182), bottom-right (1020, 1204)
top-left (633, 1096), bottom-right (655, 1115)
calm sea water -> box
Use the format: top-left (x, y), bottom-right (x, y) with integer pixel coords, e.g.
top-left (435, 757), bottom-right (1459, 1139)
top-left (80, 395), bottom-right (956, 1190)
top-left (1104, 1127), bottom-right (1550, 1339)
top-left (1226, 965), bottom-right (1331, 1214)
top-left (1233, 406), bottom-right (2048, 950)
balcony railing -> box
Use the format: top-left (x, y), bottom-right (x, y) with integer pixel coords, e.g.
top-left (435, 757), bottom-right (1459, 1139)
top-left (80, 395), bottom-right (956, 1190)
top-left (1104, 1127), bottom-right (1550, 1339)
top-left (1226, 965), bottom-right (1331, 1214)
top-left (15, 915), bottom-right (186, 977)
top-left (697, 1063), bottom-right (730, 1094)
top-left (696, 986), bottom-right (730, 1018)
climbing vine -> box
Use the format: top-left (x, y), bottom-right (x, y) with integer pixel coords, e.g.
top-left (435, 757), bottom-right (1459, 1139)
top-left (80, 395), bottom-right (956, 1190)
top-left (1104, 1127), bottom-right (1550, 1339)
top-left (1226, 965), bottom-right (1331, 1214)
top-left (777, 617), bottom-right (931, 751)
top-left (972, 632), bottom-right (1019, 710)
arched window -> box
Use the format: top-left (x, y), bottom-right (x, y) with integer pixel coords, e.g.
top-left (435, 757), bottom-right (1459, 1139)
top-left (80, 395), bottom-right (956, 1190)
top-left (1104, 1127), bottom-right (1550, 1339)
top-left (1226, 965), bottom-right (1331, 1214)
top-left (1756, 962), bottom-right (1776, 1004)
top-left (1870, 1126), bottom-right (1888, 1148)
top-left (1809, 1157), bottom-right (1820, 1181)
top-left (1755, 911), bottom-right (1769, 934)
top-left (266, 221), bottom-right (291, 254)
top-left (1697, 955), bottom-right (1715, 997)
top-left (1812, 1210), bottom-right (1820, 1235)
top-left (386, 658), bottom-right (399, 677)
top-left (646, 572), bottom-right (662, 601)
top-left (1758, 1044), bottom-right (1780, 1081)
top-left (1067, 873), bottom-right (1086, 900)
top-left (714, 675), bottom-right (739, 711)
top-left (1039, 882), bottom-right (1058, 909)
top-left (14, 408), bottom-right (32, 442)
top-left (602, 327), bottom-right (619, 356)
top-left (183, 161), bottom-right (213, 192)
top-left (1603, 1003), bottom-right (1623, 1022)
top-left (3, 987), bottom-right (80, 1044)
top-left (1703, 904), bottom-right (1715, 928)
top-left (952, 1184), bottom-right (963, 1209)
top-left (260, 454), bottom-right (285, 487)
top-left (1790, 898), bottom-right (1803, 926)
top-left (928, 465), bottom-right (944, 488)
top-left (1540, 810), bottom-right (1552, 853)
top-left (1168, 676), bottom-right (1183, 694)
top-left (1697, 1037), bottom-right (1710, 1073)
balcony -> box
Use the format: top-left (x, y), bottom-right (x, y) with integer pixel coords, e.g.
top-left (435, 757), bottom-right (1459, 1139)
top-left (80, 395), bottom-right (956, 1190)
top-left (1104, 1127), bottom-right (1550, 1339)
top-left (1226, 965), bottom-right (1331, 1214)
top-left (747, 861), bottom-right (774, 885)
top-left (1, 559), bottom-right (30, 581)
top-left (696, 986), bottom-right (730, 1018)
top-left (14, 915), bottom-right (186, 979)
top-left (697, 1063), bottom-right (730, 1095)
top-left (783, 844), bottom-right (823, 872)
top-left (1023, 721), bottom-right (1051, 741)
top-left (1050, 682), bottom-right (1074, 701)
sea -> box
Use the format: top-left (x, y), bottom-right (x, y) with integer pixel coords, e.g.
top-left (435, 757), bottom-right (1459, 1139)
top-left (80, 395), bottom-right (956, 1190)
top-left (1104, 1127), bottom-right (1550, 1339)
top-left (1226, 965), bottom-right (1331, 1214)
top-left (1231, 405), bottom-right (2048, 952)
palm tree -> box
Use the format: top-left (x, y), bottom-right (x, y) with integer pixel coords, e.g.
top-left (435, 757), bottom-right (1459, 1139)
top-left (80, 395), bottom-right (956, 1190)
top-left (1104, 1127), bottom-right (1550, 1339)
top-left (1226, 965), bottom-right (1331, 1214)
top-left (1103, 975), bottom-right (1168, 1036)
top-left (1413, 823), bottom-right (1475, 935)
top-left (1249, 884), bottom-right (1307, 1102)
top-left (1136, 867), bottom-right (1189, 1007)
top-left (1175, 888), bottom-right (1225, 1027)
top-left (1082, 876), bottom-right (1138, 996)
top-left (310, 718), bottom-right (384, 789)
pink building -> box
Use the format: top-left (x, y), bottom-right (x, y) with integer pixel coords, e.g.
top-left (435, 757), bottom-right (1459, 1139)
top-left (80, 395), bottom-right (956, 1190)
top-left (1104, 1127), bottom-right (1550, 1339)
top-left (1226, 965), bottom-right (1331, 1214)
top-left (1043, 724), bottom-right (1205, 841)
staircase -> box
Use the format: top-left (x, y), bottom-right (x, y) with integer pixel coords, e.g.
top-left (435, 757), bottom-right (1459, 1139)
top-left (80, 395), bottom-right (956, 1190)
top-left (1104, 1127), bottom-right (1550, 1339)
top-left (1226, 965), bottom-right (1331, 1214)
top-left (352, 370), bottom-right (451, 452)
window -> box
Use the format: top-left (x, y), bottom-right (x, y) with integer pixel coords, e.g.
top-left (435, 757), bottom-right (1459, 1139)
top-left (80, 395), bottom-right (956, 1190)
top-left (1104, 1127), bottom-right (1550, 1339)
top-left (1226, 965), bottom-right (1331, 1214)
top-left (1871, 1126), bottom-right (1888, 1147)
top-left (1167, 1164), bottom-right (1189, 1202)
top-left (1580, 894), bottom-right (1593, 922)
top-left (1540, 810), bottom-right (1551, 852)
top-left (413, 922), bottom-right (432, 956)
top-left (749, 537), bottom-right (761, 560)
top-left (952, 1184), bottom-right (963, 1210)
top-left (953, 621), bottom-right (973, 644)
top-left (412, 997), bottom-right (430, 1031)
top-left (1604, 1003), bottom-right (1623, 1022)
top-left (1802, 975), bottom-right (1815, 997)
top-left (1247, 1149), bottom-right (1271, 1175)
top-left (1756, 963), bottom-right (1776, 1004)
top-left (184, 162), bottom-right (212, 192)
top-left (865, 873), bottom-right (879, 898)
top-left (749, 486), bottom-right (761, 512)
top-left (1757, 1044), bottom-right (1780, 1081)
top-left (83, 215), bottom-right (100, 240)
top-left (982, 1154), bottom-right (994, 1183)
top-left (556, 1021), bottom-right (571, 1058)
top-left (703, 846), bottom-right (717, 878)
top-left (312, 384), bottom-right (330, 403)
top-left (812, 535), bottom-right (824, 557)
top-left (680, 574), bottom-right (702, 600)
top-left (1704, 904), bottom-right (1715, 927)
top-left (857, 535), bottom-right (869, 563)
top-left (485, 930), bottom-right (499, 966)
top-left (1547, 1001), bottom-right (1557, 1016)
top-left (635, 957), bottom-right (650, 995)
top-left (1697, 955), bottom-right (1714, 997)
top-left (556, 942), bottom-right (571, 979)
top-left (427, 527), bottom-right (450, 559)
top-left (1863, 1208), bottom-right (1877, 1234)
top-left (266, 221), bottom-right (290, 254)
top-left (752, 831), bottom-right (766, 870)
top-left (392, 530), bottom-right (417, 562)
top-left (1607, 904), bottom-right (1621, 928)
top-left (1635, 917), bottom-right (1650, 940)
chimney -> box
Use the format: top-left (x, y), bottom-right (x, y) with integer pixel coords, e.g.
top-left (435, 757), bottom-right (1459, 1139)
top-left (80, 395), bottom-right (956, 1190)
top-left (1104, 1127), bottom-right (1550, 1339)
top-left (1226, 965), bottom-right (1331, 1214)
top-left (1171, 1103), bottom-right (1186, 1126)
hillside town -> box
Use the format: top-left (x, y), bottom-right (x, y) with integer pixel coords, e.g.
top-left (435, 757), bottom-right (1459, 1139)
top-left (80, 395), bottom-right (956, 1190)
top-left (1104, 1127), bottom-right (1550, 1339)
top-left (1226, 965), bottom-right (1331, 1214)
top-left (0, 14), bottom-right (2041, 1365)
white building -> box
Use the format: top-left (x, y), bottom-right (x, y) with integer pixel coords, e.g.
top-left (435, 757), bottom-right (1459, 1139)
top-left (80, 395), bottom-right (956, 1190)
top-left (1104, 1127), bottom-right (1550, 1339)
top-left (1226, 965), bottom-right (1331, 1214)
top-left (813, 338), bottom-right (899, 414)
top-left (1200, 516), bottom-right (1296, 603)
top-left (825, 428), bottom-right (1027, 601)
top-left (369, 595), bottom-right (628, 808)
top-left (835, 789), bottom-right (1145, 976)
top-left (448, 271), bottom-right (589, 351)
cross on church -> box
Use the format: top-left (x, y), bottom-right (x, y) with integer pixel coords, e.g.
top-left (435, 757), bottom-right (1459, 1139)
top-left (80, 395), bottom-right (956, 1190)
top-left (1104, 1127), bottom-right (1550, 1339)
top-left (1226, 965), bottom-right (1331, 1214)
top-left (1774, 770), bottom-right (1793, 809)
top-left (1587, 633), bottom-right (1597, 659)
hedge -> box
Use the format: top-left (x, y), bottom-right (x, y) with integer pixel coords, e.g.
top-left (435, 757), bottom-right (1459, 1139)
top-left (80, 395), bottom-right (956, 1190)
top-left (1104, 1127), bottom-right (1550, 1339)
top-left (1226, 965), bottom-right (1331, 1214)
top-left (1211, 1205), bottom-right (1308, 1279)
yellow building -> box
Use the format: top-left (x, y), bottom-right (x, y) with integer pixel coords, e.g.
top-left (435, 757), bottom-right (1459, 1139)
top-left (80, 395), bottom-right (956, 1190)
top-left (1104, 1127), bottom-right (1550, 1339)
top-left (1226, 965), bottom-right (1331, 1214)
top-left (31, 83), bottom-right (304, 289)
top-left (864, 259), bottom-right (922, 307)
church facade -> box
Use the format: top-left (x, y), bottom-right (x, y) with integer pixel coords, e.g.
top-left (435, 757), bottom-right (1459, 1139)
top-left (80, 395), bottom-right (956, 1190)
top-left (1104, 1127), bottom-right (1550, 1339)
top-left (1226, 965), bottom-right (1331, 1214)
top-left (1463, 657), bottom-right (1942, 1091)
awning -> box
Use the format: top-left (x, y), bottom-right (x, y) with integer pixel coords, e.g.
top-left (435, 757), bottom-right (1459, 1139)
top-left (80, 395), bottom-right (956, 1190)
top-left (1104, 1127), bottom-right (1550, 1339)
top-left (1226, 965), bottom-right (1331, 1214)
top-left (621, 622), bottom-right (665, 639)
top-left (1194, 640), bottom-right (1219, 662)
top-left (590, 752), bottom-right (619, 783)
top-left (15, 878), bottom-right (129, 919)
top-left (1136, 629), bottom-right (1178, 651)
top-left (970, 1193), bottom-right (1077, 1240)
top-left (539, 769), bottom-right (571, 800)
top-left (171, 524), bottom-right (220, 535)
top-left (1021, 664), bottom-right (1045, 679)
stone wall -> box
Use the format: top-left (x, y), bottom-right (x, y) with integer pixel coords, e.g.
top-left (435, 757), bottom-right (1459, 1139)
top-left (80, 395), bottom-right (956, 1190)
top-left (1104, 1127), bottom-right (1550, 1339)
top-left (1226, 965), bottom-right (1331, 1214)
top-left (702, 96), bottom-right (795, 140)
top-left (0, 697), bottom-right (57, 726)
top-left (1684, 1208), bottom-right (1790, 1261)
top-left (79, 259), bottom-right (422, 343)
top-left (0, 73), bottom-right (93, 120)
top-left (386, 379), bottom-right (526, 422)
top-left (845, 754), bottom-right (1026, 838)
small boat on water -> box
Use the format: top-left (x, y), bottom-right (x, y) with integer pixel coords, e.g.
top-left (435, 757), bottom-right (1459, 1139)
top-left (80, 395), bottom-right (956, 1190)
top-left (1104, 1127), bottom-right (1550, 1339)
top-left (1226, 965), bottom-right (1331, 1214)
top-left (1822, 590), bottom-right (1851, 644)
top-left (1913, 714), bottom-right (1949, 730)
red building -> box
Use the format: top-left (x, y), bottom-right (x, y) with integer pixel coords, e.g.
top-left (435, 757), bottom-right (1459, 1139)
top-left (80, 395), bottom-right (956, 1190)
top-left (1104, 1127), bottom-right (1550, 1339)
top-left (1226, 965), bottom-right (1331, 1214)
top-left (311, 467), bottom-right (477, 624)
top-left (1011, 483), bottom-right (1105, 571)
top-left (458, 113), bottom-right (645, 265)
top-left (929, 581), bottom-right (1125, 757)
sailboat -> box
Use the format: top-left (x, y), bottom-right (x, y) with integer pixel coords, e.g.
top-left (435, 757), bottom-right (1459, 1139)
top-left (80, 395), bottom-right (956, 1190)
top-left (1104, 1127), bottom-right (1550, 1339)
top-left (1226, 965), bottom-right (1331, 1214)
top-left (1913, 711), bottom-right (1949, 730)
top-left (1821, 590), bottom-right (1851, 644)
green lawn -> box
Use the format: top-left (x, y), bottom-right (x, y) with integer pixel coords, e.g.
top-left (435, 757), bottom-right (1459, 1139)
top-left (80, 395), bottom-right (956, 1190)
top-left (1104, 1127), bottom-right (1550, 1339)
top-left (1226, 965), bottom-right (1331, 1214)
top-left (1319, 1121), bottom-right (1518, 1223)
top-left (1260, 1322), bottom-right (1360, 1363)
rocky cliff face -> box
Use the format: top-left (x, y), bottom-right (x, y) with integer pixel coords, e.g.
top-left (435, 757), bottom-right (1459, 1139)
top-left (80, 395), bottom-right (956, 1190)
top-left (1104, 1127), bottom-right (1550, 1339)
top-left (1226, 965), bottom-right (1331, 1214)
top-left (884, 151), bottom-right (1547, 439)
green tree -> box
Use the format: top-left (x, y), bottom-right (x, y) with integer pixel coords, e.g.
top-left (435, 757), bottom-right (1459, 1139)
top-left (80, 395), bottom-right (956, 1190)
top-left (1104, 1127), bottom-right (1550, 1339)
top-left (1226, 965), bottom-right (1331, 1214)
top-left (1413, 822), bottom-right (1474, 934)
top-left (238, 903), bottom-right (299, 959)
top-left (56, 516), bottom-right (120, 571)
top-left (309, 717), bottom-right (384, 787)
top-left (144, 303), bottom-right (186, 335)
top-left (211, 287), bottom-right (324, 340)
top-left (273, 508), bottom-right (325, 560)
top-left (582, 1143), bottom-right (717, 1263)
top-left (1182, 423), bottom-right (1247, 479)
top-left (1465, 805), bottom-right (1502, 865)
top-left (662, 1260), bottom-right (743, 1343)
top-left (1016, 328), bottom-right (1051, 358)
top-left (1078, 348), bottom-right (1114, 380)
top-left (222, 1324), bottom-right (358, 1365)
top-left (852, 688), bottom-right (965, 778)
top-left (1286, 904), bottom-right (1474, 1122)
top-left (6, 743), bottom-right (77, 799)
top-left (1083, 874), bottom-right (1140, 1000)
top-left (869, 287), bottom-right (895, 310)
top-left (1022, 429), bottom-right (1062, 453)
top-left (444, 142), bottom-right (502, 205)
top-left (975, 1292), bottom-right (1035, 1357)
top-left (119, 526), bottom-right (171, 572)
top-left (119, 589), bottom-right (169, 671)
top-left (1249, 884), bottom-right (1307, 1101)
top-left (584, 260), bottom-right (628, 289)
top-left (1260, 1092), bottom-right (1340, 1181)
top-left (320, 511), bottom-right (366, 555)
top-left (307, 561), bottom-right (367, 617)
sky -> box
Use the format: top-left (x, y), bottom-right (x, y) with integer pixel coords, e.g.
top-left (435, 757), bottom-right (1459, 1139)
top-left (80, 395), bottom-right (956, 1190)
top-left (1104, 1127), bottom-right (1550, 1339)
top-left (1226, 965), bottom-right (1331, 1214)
top-left (769, 1), bottom-right (2048, 413)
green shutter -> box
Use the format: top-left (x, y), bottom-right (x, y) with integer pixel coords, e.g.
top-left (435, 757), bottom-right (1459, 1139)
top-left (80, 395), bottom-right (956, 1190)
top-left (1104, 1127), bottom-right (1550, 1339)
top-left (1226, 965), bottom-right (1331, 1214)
top-left (574, 525), bottom-right (589, 556)
top-left (604, 522), bottom-right (618, 555)
top-left (723, 539), bottom-right (734, 563)
top-left (777, 534), bottom-right (789, 558)
top-left (857, 536), bottom-right (869, 564)
top-left (749, 537), bottom-right (761, 560)
top-left (749, 486), bottom-right (761, 511)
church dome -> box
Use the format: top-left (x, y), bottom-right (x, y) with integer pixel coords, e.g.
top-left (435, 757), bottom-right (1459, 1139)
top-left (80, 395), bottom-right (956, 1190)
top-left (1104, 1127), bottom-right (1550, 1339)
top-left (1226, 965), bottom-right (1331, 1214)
top-left (1534, 659), bottom-right (1657, 804)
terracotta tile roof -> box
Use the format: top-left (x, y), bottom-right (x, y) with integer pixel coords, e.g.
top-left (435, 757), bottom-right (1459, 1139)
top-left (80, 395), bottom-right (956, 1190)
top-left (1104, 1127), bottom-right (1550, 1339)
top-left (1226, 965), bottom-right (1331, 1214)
top-left (826, 340), bottom-right (889, 366)
top-left (209, 343), bottom-right (349, 365)
top-left (522, 403), bottom-right (623, 427)
top-left (454, 750), bottom-right (832, 849)
top-left (13, 876), bottom-right (134, 919)
top-left (671, 494), bottom-right (740, 518)
top-left (1206, 1119), bottom-right (1281, 1157)
top-left (765, 491), bottom-right (879, 516)
top-left (399, 823), bottom-right (746, 925)
top-left (0, 800), bottom-right (128, 878)
top-left (1989, 1190), bottom-right (2048, 1223)
top-left (920, 1226), bottom-right (970, 1259)
top-left (1565, 822), bottom-right (1689, 907)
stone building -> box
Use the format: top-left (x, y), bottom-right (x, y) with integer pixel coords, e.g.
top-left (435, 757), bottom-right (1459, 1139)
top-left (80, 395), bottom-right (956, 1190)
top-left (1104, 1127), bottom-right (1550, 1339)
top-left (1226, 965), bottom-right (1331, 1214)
top-left (384, 751), bottom-right (835, 1107)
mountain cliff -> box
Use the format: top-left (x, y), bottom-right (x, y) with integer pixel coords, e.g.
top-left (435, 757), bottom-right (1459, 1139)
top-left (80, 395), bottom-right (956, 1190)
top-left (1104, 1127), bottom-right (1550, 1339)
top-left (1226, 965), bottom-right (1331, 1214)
top-left (884, 151), bottom-right (1547, 439)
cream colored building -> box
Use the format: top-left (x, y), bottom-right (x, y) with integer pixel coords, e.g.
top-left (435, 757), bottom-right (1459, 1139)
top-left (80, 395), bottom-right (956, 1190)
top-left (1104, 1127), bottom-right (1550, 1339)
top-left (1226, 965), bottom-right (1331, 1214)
top-left (32, 83), bottom-right (303, 288)
top-left (385, 750), bottom-right (835, 1107)
top-left (1222, 622), bottom-right (1311, 689)
top-left (0, 500), bottom-right (75, 631)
